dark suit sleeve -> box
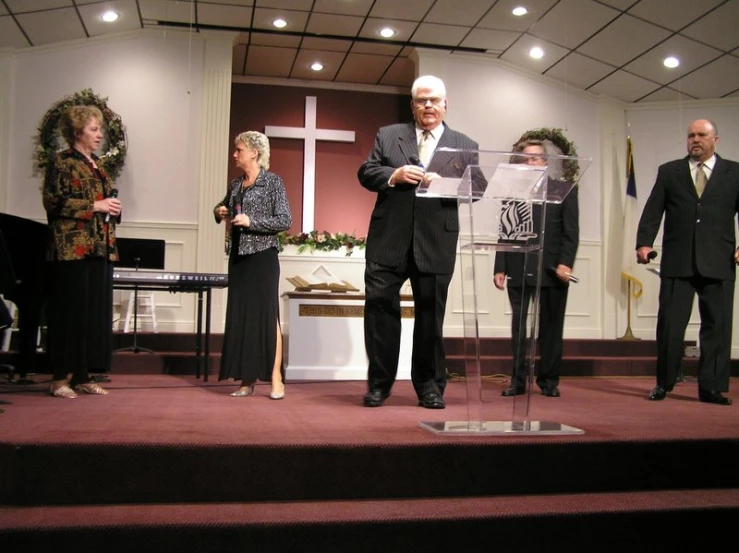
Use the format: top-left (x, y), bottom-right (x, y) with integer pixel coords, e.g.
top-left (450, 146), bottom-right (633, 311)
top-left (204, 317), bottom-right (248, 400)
top-left (558, 186), bottom-right (579, 267)
top-left (357, 129), bottom-right (395, 193)
top-left (636, 165), bottom-right (667, 249)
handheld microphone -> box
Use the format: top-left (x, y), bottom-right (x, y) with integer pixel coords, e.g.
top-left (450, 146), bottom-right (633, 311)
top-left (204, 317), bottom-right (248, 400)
top-left (647, 251), bottom-right (658, 260)
top-left (409, 155), bottom-right (424, 169)
top-left (548, 266), bottom-right (579, 283)
top-left (104, 188), bottom-right (118, 223)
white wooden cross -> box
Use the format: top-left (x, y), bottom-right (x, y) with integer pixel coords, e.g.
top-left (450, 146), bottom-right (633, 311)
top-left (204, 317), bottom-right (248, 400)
top-left (265, 96), bottom-right (355, 232)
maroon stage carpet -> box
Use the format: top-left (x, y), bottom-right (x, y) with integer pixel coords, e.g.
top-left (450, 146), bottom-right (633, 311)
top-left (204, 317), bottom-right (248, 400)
top-left (1, 374), bottom-right (738, 552)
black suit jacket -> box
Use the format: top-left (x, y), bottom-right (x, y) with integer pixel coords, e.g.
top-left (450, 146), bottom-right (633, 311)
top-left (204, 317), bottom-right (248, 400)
top-left (358, 122), bottom-right (478, 274)
top-left (636, 155), bottom-right (739, 281)
top-left (493, 186), bottom-right (580, 287)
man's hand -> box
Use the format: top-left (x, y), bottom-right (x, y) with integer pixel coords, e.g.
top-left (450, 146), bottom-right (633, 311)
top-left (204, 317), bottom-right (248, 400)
top-left (493, 272), bottom-right (506, 290)
top-left (636, 246), bottom-right (654, 264)
top-left (390, 164), bottom-right (426, 187)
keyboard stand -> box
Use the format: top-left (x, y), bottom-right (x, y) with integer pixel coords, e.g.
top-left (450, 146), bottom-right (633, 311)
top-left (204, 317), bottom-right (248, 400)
top-left (114, 263), bottom-right (153, 354)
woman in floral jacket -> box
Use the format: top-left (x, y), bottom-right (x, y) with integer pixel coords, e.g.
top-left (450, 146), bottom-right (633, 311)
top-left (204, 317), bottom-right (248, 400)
top-left (42, 105), bottom-right (122, 398)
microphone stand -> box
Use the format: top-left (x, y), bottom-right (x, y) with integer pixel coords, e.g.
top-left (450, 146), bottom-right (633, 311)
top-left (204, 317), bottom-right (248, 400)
top-left (114, 255), bottom-right (153, 354)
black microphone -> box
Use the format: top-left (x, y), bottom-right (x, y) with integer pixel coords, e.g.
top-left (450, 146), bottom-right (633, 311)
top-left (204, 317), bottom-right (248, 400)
top-left (105, 188), bottom-right (118, 223)
top-left (548, 266), bottom-right (579, 283)
top-left (409, 155), bottom-right (424, 168)
top-left (647, 251), bottom-right (658, 260)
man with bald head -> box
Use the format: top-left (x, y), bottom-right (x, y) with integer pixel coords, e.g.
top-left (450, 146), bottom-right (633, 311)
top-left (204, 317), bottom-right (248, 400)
top-left (636, 119), bottom-right (739, 405)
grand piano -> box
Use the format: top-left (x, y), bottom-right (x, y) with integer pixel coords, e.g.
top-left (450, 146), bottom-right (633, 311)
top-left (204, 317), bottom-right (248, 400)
top-left (0, 213), bottom-right (50, 381)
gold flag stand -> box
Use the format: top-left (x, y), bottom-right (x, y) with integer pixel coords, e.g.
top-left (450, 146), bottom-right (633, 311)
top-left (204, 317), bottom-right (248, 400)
top-left (618, 275), bottom-right (641, 341)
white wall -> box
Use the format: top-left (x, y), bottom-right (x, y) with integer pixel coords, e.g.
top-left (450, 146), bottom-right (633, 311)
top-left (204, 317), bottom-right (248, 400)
top-left (6, 30), bottom-right (204, 222)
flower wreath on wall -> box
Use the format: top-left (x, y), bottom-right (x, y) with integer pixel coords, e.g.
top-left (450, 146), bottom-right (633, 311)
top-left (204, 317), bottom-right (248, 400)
top-left (514, 127), bottom-right (580, 182)
top-left (34, 88), bottom-right (128, 181)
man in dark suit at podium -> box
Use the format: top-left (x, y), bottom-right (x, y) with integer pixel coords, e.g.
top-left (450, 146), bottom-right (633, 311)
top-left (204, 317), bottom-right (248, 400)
top-left (358, 75), bottom-right (478, 409)
top-left (636, 119), bottom-right (739, 406)
top-left (493, 139), bottom-right (580, 398)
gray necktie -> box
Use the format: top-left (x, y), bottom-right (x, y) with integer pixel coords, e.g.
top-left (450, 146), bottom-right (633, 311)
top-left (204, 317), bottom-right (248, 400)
top-left (418, 131), bottom-right (431, 167)
top-left (695, 163), bottom-right (707, 197)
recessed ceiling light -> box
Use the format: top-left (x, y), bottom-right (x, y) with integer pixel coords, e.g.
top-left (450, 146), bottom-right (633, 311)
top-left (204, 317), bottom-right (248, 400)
top-left (529, 46), bottom-right (544, 59)
top-left (663, 56), bottom-right (680, 68)
top-left (101, 10), bottom-right (119, 23)
top-left (512, 7), bottom-right (528, 16)
top-left (379, 27), bottom-right (395, 38)
top-left (272, 18), bottom-right (287, 29)
top-left (311, 62), bottom-right (323, 71)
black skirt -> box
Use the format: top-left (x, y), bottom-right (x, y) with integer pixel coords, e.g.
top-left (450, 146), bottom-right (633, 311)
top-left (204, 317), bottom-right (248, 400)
top-left (219, 247), bottom-right (282, 383)
top-left (47, 258), bottom-right (113, 383)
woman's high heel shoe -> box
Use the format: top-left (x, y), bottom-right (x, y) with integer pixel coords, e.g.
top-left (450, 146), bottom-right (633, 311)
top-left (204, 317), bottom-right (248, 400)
top-left (269, 384), bottom-right (285, 400)
top-left (231, 383), bottom-right (255, 397)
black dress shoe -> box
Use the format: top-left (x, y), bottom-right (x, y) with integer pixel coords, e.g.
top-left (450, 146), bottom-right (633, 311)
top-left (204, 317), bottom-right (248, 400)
top-left (648, 386), bottom-right (667, 401)
top-left (698, 390), bottom-right (732, 406)
top-left (363, 390), bottom-right (389, 407)
top-left (418, 392), bottom-right (445, 409)
top-left (501, 386), bottom-right (525, 397)
top-left (542, 386), bottom-right (560, 397)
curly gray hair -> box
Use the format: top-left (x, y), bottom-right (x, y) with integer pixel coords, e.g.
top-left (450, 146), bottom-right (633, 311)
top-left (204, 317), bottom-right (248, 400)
top-left (235, 131), bottom-right (270, 170)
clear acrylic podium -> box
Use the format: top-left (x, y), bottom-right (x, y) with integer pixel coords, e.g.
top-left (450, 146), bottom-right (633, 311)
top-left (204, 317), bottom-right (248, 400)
top-left (415, 148), bottom-right (591, 435)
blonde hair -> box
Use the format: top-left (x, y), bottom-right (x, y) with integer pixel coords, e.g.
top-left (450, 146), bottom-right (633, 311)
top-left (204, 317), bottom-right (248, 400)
top-left (235, 131), bottom-right (271, 170)
top-left (60, 105), bottom-right (104, 148)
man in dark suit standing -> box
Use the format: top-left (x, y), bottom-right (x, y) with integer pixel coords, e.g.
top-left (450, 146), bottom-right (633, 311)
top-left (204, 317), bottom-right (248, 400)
top-left (358, 75), bottom-right (478, 409)
top-left (493, 139), bottom-right (579, 398)
top-left (636, 119), bottom-right (739, 405)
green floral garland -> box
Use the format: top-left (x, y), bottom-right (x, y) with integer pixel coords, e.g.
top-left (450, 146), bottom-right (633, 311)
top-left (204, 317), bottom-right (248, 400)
top-left (514, 127), bottom-right (579, 182)
top-left (278, 230), bottom-right (367, 257)
top-left (35, 88), bottom-right (127, 180)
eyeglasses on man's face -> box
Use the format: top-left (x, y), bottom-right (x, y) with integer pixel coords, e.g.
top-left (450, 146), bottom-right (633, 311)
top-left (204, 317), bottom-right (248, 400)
top-left (413, 96), bottom-right (444, 107)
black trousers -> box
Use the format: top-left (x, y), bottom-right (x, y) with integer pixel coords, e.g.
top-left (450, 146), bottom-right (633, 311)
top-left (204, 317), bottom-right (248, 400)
top-left (363, 256), bottom-right (452, 399)
top-left (656, 275), bottom-right (733, 392)
top-left (507, 283), bottom-right (569, 390)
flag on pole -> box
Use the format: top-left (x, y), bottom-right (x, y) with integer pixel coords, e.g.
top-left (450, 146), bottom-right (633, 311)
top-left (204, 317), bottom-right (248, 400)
top-left (621, 136), bottom-right (643, 298)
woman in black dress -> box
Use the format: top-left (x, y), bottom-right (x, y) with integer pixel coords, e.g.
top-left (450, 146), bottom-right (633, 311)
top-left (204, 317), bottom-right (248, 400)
top-left (214, 131), bottom-right (292, 399)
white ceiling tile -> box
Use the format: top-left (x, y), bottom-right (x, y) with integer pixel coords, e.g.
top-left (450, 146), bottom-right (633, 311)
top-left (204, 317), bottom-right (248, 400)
top-left (0, 16), bottom-right (29, 49)
top-left (681, 0), bottom-right (739, 52)
top-left (252, 0), bottom-right (313, 10)
top-left (16, 8), bottom-right (86, 46)
top-left (336, 53), bottom-right (393, 84)
top-left (251, 7), bottom-right (308, 32)
top-left (78, 0), bottom-right (142, 37)
top-left (624, 35), bottom-right (723, 85)
top-left (245, 44), bottom-right (295, 78)
top-left (588, 70), bottom-right (662, 102)
top-left (477, 0), bottom-right (559, 32)
top-left (290, 48), bottom-right (345, 80)
top-left (140, 0), bottom-right (197, 24)
top-left (425, 0), bottom-right (495, 26)
top-left (300, 37), bottom-right (351, 53)
top-left (368, 0), bottom-right (433, 21)
top-left (358, 18), bottom-right (420, 43)
top-left (499, 34), bottom-right (569, 71)
top-left (577, 14), bottom-right (671, 67)
top-left (638, 86), bottom-right (698, 103)
top-left (671, 54), bottom-right (739, 99)
top-left (410, 23), bottom-right (471, 48)
top-left (458, 28), bottom-right (521, 53)
top-left (5, 0), bottom-right (72, 11)
top-left (626, 0), bottom-right (723, 31)
top-left (530, 0), bottom-right (620, 49)
top-left (313, 0), bottom-right (373, 17)
top-left (350, 42), bottom-right (403, 56)
top-left (378, 56), bottom-right (415, 88)
top-left (197, 3), bottom-right (252, 27)
top-left (545, 52), bottom-right (616, 90)
top-left (305, 13), bottom-right (363, 37)
top-left (597, 0), bottom-right (636, 10)
top-left (197, 0), bottom-right (253, 5)
top-left (249, 32), bottom-right (302, 47)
